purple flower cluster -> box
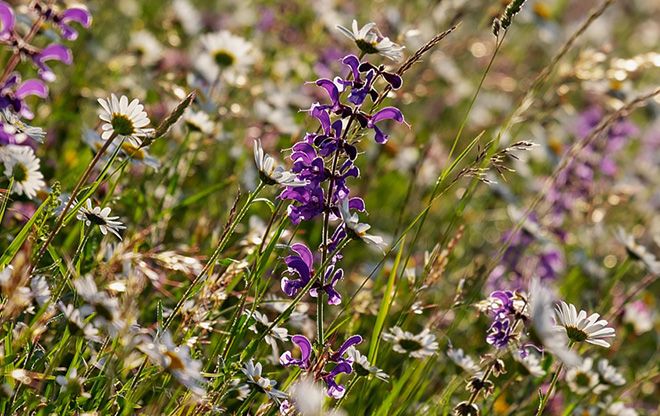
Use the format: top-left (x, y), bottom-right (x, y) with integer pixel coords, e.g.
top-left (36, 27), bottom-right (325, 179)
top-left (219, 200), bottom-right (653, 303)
top-left (275, 54), bottom-right (405, 305)
top-left (275, 53), bottom-right (406, 399)
top-left (489, 107), bottom-right (637, 291)
top-left (484, 290), bottom-right (522, 349)
top-left (0, 1), bottom-right (91, 144)
top-left (280, 334), bottom-right (363, 399)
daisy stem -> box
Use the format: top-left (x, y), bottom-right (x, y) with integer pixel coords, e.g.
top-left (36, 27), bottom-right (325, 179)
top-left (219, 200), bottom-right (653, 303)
top-left (30, 131), bottom-right (119, 274)
top-left (536, 341), bottom-right (572, 416)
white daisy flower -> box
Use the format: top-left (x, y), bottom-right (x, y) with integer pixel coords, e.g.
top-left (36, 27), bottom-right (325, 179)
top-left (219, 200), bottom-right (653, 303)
top-left (527, 278), bottom-right (581, 367)
top-left (336, 20), bottom-right (405, 62)
top-left (554, 301), bottom-right (615, 348)
top-left (597, 359), bottom-right (625, 388)
top-left (338, 198), bottom-right (387, 252)
top-left (138, 331), bottom-right (206, 397)
top-left (447, 348), bottom-right (484, 377)
top-left (513, 352), bottom-right (546, 377)
top-left (565, 357), bottom-right (600, 395)
top-left (1, 110), bottom-right (46, 142)
top-left (183, 109), bottom-right (215, 135)
top-left (615, 228), bottom-right (660, 275)
top-left (195, 31), bottom-right (256, 85)
top-left (253, 139), bottom-right (308, 188)
top-left (382, 326), bottom-right (438, 358)
top-left (0, 145), bottom-right (45, 199)
top-left (622, 300), bottom-right (654, 335)
top-left (129, 30), bottom-right (163, 66)
top-left (58, 303), bottom-right (100, 342)
top-left (73, 275), bottom-right (122, 332)
top-left (56, 368), bottom-right (90, 398)
top-left (241, 360), bottom-right (288, 402)
top-left (76, 199), bottom-right (126, 239)
top-left (245, 310), bottom-right (289, 353)
top-left (97, 94), bottom-right (154, 146)
top-left (345, 346), bottom-right (389, 381)
top-left (606, 401), bottom-right (638, 416)
top-left (30, 275), bottom-right (50, 306)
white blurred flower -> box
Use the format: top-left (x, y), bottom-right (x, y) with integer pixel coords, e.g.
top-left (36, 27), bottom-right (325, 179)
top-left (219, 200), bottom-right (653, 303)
top-left (565, 357), bottom-right (600, 394)
top-left (336, 20), bottom-right (404, 62)
top-left (0, 145), bottom-right (45, 198)
top-left (382, 326), bottom-right (438, 358)
top-left (254, 139), bottom-right (308, 187)
top-left (196, 31), bottom-right (256, 85)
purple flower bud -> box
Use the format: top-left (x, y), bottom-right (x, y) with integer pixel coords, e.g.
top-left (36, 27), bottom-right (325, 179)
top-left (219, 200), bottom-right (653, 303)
top-left (33, 44), bottom-right (73, 81)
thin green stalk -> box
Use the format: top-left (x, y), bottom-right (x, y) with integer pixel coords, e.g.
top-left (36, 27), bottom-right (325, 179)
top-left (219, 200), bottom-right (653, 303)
top-left (30, 131), bottom-right (119, 274)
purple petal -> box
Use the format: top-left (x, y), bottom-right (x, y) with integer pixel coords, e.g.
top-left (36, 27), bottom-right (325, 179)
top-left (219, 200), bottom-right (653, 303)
top-left (370, 107), bottom-right (405, 125)
top-left (291, 243), bottom-right (314, 269)
top-left (62, 7), bottom-right (92, 27)
top-left (39, 44), bottom-right (73, 65)
top-left (348, 197), bottom-right (365, 212)
top-left (291, 335), bottom-right (313, 364)
top-left (335, 335), bottom-right (362, 358)
top-left (15, 79), bottom-right (48, 99)
top-left (341, 54), bottom-right (361, 80)
top-left (0, 1), bottom-right (15, 38)
top-left (316, 78), bottom-right (340, 105)
top-left (373, 125), bottom-right (387, 144)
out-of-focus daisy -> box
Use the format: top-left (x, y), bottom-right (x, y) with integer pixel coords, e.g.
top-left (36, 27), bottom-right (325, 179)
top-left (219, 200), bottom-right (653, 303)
top-left (339, 198), bottom-right (387, 252)
top-left (345, 346), bottom-right (389, 381)
top-left (596, 359), bottom-right (625, 390)
top-left (0, 145), bottom-right (45, 198)
top-left (196, 31), bottom-right (256, 85)
top-left (623, 300), bottom-right (654, 335)
top-left (55, 368), bottom-right (90, 398)
top-left (128, 30), bottom-right (163, 66)
top-left (554, 301), bottom-right (615, 348)
top-left (244, 310), bottom-right (288, 350)
top-left (183, 109), bottom-right (214, 135)
top-left (615, 228), bottom-right (660, 274)
top-left (76, 199), bottom-right (125, 239)
top-left (73, 275), bottom-right (121, 332)
top-left (382, 326), bottom-right (438, 358)
top-left (527, 278), bottom-right (581, 367)
top-left (336, 20), bottom-right (404, 62)
top-left (513, 352), bottom-right (546, 377)
top-left (1, 109), bottom-right (46, 142)
top-left (606, 401), bottom-right (638, 416)
top-left (139, 332), bottom-right (206, 396)
top-left (97, 94), bottom-right (154, 146)
top-left (30, 275), bottom-right (50, 306)
top-left (241, 360), bottom-right (288, 402)
top-left (447, 348), bottom-right (483, 377)
top-left (565, 357), bottom-right (600, 394)
top-left (58, 303), bottom-right (100, 342)
top-left (82, 129), bottom-right (160, 169)
top-left (253, 139), bottom-right (308, 187)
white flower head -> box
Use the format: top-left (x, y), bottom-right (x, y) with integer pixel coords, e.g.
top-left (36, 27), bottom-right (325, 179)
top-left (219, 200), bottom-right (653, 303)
top-left (339, 198), bottom-right (387, 252)
top-left (513, 352), bottom-right (546, 378)
top-left (139, 332), bottom-right (206, 397)
top-left (183, 109), bottom-right (215, 135)
top-left (129, 30), bottom-right (163, 66)
top-left (382, 326), bottom-right (438, 358)
top-left (97, 94), bottom-right (154, 146)
top-left (1, 110), bottom-right (46, 143)
top-left (346, 346), bottom-right (389, 381)
top-left (606, 401), bottom-right (638, 416)
top-left (565, 357), bottom-right (600, 395)
top-left (554, 301), bottom-right (615, 348)
top-left (597, 359), bottom-right (625, 388)
top-left (0, 145), bottom-right (45, 198)
top-left (447, 348), bottom-right (484, 377)
top-left (527, 278), bottom-right (581, 367)
top-left (253, 139), bottom-right (308, 188)
top-left (336, 20), bottom-right (405, 62)
top-left (76, 199), bottom-right (126, 239)
top-left (241, 359), bottom-right (288, 402)
top-left (196, 31), bottom-right (256, 85)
